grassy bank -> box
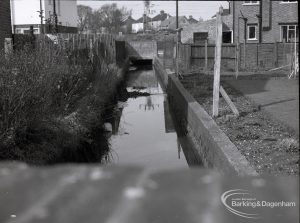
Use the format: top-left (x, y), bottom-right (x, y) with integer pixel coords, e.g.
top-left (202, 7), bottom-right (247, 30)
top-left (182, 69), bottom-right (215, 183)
top-left (0, 40), bottom-right (125, 165)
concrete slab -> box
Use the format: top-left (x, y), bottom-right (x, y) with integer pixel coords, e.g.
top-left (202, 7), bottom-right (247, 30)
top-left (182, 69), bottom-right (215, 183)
top-left (0, 163), bottom-right (298, 223)
top-left (227, 79), bottom-right (299, 135)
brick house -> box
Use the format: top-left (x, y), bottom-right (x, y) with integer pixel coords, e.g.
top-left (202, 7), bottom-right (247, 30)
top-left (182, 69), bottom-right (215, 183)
top-left (181, 12), bottom-right (233, 44)
top-left (0, 0), bottom-right (12, 49)
top-left (122, 16), bottom-right (136, 34)
top-left (11, 0), bottom-right (78, 34)
top-left (161, 16), bottom-right (190, 30)
top-left (150, 10), bottom-right (171, 30)
top-left (231, 0), bottom-right (298, 43)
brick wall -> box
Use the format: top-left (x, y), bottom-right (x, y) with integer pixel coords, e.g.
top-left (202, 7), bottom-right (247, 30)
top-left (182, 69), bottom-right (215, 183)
top-left (232, 1), bottom-right (298, 43)
top-left (233, 1), bottom-right (260, 43)
top-left (0, 0), bottom-right (12, 49)
top-left (263, 1), bottom-right (298, 43)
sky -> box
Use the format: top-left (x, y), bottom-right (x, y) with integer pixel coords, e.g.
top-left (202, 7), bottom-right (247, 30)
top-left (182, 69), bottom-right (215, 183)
top-left (77, 1), bottom-right (229, 21)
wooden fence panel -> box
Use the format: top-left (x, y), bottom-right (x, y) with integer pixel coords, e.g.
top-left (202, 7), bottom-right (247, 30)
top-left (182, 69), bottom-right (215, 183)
top-left (181, 42), bottom-right (298, 72)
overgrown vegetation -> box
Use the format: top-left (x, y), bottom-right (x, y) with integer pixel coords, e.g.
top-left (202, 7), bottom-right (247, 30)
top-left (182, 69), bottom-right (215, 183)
top-left (0, 37), bottom-right (122, 165)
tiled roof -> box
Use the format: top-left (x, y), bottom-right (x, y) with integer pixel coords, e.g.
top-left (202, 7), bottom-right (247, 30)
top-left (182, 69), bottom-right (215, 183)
top-left (134, 16), bottom-right (152, 23)
top-left (188, 17), bottom-right (198, 24)
top-left (124, 16), bottom-right (136, 23)
top-left (151, 12), bottom-right (171, 22)
top-left (160, 16), bottom-right (189, 30)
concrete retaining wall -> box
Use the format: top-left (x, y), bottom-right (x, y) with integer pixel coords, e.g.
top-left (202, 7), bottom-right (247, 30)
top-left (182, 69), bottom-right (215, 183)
top-left (153, 57), bottom-right (169, 88)
top-left (154, 57), bottom-right (257, 176)
top-left (126, 41), bottom-right (157, 60)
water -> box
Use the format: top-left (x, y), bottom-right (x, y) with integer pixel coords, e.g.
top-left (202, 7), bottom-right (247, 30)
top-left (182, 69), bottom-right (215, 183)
top-left (109, 66), bottom-right (202, 171)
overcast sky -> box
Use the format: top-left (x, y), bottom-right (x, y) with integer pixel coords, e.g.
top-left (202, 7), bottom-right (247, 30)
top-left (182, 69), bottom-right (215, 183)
top-left (77, 1), bottom-right (229, 21)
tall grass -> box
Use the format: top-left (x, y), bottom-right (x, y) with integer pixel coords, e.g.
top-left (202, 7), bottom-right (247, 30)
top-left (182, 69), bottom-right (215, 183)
top-left (0, 36), bottom-right (121, 165)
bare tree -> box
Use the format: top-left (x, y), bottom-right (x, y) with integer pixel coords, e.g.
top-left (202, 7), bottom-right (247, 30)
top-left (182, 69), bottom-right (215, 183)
top-left (96, 3), bottom-right (132, 34)
top-left (77, 5), bottom-right (93, 33)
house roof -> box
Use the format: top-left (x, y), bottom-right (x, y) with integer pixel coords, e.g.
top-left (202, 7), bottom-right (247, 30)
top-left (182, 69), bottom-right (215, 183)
top-left (124, 16), bottom-right (136, 23)
top-left (188, 17), bottom-right (198, 24)
top-left (181, 15), bottom-right (233, 43)
top-left (212, 9), bottom-right (230, 18)
top-left (151, 11), bottom-right (171, 22)
top-left (134, 16), bottom-right (152, 23)
top-left (160, 16), bottom-right (189, 30)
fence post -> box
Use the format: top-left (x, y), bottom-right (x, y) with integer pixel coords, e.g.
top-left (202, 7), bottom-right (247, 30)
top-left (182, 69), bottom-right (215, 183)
top-left (4, 38), bottom-right (13, 59)
top-left (205, 39), bottom-right (208, 71)
top-left (212, 7), bottom-right (223, 117)
top-left (235, 42), bottom-right (239, 78)
top-left (256, 43), bottom-right (259, 69)
top-left (243, 41), bottom-right (246, 69)
top-left (273, 42), bottom-right (278, 67)
top-left (294, 33), bottom-right (297, 78)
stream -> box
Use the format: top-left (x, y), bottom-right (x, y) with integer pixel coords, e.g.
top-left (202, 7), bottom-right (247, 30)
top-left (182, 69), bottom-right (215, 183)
top-left (108, 65), bottom-right (202, 171)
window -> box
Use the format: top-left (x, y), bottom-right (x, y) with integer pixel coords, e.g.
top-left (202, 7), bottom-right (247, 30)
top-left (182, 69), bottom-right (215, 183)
top-left (193, 32), bottom-right (208, 43)
top-left (23, 29), bottom-right (31, 34)
top-left (15, 29), bottom-right (22, 34)
top-left (223, 31), bottom-right (233, 43)
top-left (243, 1), bottom-right (260, 5)
top-left (281, 25), bottom-right (299, 42)
top-left (248, 25), bottom-right (257, 40)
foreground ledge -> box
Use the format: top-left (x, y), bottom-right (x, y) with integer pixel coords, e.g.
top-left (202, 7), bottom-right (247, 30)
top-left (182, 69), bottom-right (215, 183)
top-left (0, 162), bottom-right (298, 223)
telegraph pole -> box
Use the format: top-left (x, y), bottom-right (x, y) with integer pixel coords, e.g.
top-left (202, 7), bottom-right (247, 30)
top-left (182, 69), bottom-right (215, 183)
top-left (176, 0), bottom-right (179, 77)
top-left (38, 0), bottom-right (44, 34)
top-left (176, 0), bottom-right (178, 29)
top-left (53, 0), bottom-right (58, 33)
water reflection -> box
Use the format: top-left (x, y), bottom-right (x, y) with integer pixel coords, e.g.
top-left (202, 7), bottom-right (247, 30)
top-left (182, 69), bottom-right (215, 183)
top-left (109, 66), bottom-right (202, 171)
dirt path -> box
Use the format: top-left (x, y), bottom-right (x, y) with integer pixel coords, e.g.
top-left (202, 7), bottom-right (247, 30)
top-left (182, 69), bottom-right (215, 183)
top-left (227, 79), bottom-right (299, 135)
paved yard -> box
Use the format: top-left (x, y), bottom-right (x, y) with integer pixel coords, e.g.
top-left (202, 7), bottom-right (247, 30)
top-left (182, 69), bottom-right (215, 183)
top-left (227, 79), bottom-right (299, 135)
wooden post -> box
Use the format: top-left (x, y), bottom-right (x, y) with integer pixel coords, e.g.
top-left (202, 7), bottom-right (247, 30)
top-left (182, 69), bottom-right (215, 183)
top-left (89, 38), bottom-right (93, 62)
top-left (274, 42), bottom-right (278, 67)
top-left (96, 35), bottom-right (99, 56)
top-left (205, 39), bottom-right (208, 71)
top-left (79, 34), bottom-right (81, 50)
top-left (243, 41), bottom-right (246, 69)
top-left (72, 34), bottom-right (75, 51)
top-left (4, 38), bottom-right (13, 59)
top-left (235, 42), bottom-right (239, 78)
top-left (212, 8), bottom-right (223, 117)
top-left (256, 43), bottom-right (259, 69)
top-left (294, 31), bottom-right (297, 78)
top-left (220, 86), bottom-right (239, 116)
top-left (86, 33), bottom-right (89, 49)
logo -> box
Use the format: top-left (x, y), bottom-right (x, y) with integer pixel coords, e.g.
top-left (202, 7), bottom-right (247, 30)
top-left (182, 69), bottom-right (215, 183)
top-left (221, 189), bottom-right (297, 219)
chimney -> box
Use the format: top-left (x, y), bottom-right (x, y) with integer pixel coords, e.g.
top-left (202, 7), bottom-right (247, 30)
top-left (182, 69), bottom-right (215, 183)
top-left (160, 10), bottom-right (164, 15)
top-left (189, 15), bottom-right (193, 19)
